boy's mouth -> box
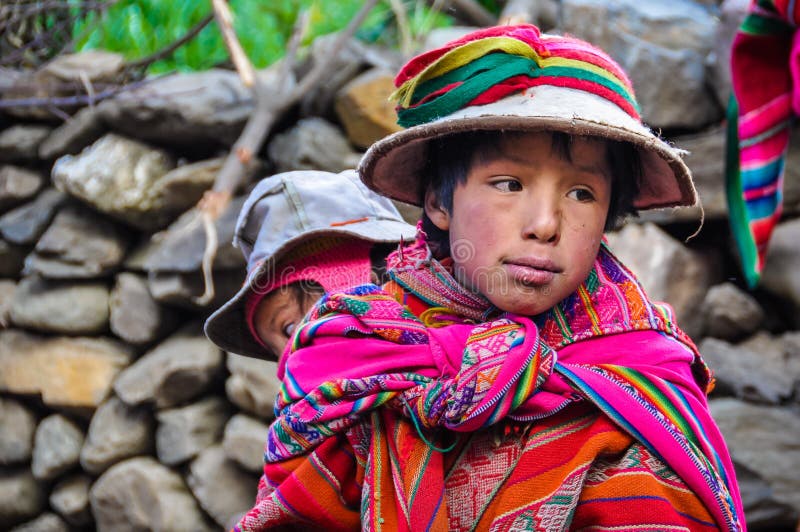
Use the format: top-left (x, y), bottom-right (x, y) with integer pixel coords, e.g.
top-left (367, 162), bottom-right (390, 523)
top-left (503, 258), bottom-right (561, 286)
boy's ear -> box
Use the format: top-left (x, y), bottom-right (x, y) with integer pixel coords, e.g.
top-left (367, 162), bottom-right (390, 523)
top-left (424, 186), bottom-right (450, 231)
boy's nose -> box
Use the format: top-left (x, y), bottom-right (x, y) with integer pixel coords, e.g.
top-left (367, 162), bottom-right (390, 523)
top-left (521, 201), bottom-right (560, 243)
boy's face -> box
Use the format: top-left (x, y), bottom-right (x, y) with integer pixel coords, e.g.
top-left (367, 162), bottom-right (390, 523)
top-left (253, 287), bottom-right (315, 358)
top-left (425, 132), bottom-right (612, 316)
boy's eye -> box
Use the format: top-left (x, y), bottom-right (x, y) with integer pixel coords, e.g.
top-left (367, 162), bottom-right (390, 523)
top-left (491, 179), bottom-right (523, 192)
top-left (282, 322), bottom-right (296, 338)
top-left (567, 188), bottom-right (595, 202)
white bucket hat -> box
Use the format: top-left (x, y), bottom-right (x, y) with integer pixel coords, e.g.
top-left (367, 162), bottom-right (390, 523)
top-left (358, 24), bottom-right (697, 210)
top-left (204, 169), bottom-right (417, 360)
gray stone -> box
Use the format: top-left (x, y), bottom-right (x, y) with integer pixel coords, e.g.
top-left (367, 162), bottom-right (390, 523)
top-left (0, 468), bottom-right (45, 528)
top-left (90, 456), bottom-right (214, 532)
top-left (80, 396), bottom-right (154, 475)
top-left (701, 282), bottom-right (764, 340)
top-left (142, 195), bottom-right (245, 273)
top-left (50, 474), bottom-right (93, 526)
top-left (0, 124), bottom-right (52, 162)
top-left (225, 354), bottom-right (281, 418)
top-left (97, 69), bottom-right (255, 147)
top-left (421, 27), bottom-right (481, 54)
top-left (147, 268), bottom-right (244, 310)
top-left (156, 397), bottom-right (231, 466)
top-left (187, 445), bottom-right (259, 529)
top-left (605, 223), bottom-right (718, 337)
top-left (110, 272), bottom-right (180, 344)
top-left (52, 134), bottom-right (177, 230)
top-left (113, 325), bottom-right (223, 408)
top-left (10, 276), bottom-right (110, 335)
top-left (735, 462), bottom-right (799, 531)
top-left (25, 204), bottom-right (129, 279)
top-left (560, 0), bottom-right (721, 129)
top-left (223, 414), bottom-right (269, 473)
top-left (38, 106), bottom-right (107, 160)
top-left (707, 0), bottom-right (750, 108)
top-left (32, 414), bottom-right (85, 480)
top-left (0, 330), bottom-right (133, 409)
top-left (9, 512), bottom-right (68, 532)
top-left (268, 117), bottom-right (361, 174)
top-left (0, 397), bottom-right (36, 465)
top-left (710, 398), bottom-right (800, 511)
top-left (0, 279), bottom-right (16, 328)
top-left (700, 337), bottom-right (793, 404)
top-left (42, 50), bottom-right (125, 83)
top-left (0, 188), bottom-right (67, 244)
top-left (0, 166), bottom-right (43, 213)
top-left (782, 124), bottom-right (800, 217)
top-left (0, 240), bottom-right (26, 277)
top-left (761, 218), bottom-right (800, 318)
top-left (499, 0), bottom-right (559, 29)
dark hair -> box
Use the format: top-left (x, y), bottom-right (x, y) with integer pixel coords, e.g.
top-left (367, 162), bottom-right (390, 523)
top-left (420, 130), bottom-right (641, 257)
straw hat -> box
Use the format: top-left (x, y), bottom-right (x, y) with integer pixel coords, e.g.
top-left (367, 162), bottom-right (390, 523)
top-left (359, 24), bottom-right (696, 210)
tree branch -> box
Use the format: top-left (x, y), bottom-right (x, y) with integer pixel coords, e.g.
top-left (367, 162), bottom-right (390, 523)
top-left (211, 0), bottom-right (255, 88)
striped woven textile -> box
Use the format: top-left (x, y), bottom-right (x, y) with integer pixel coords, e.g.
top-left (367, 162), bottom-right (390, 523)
top-left (726, 0), bottom-right (800, 287)
top-left (233, 235), bottom-right (743, 531)
top-left (391, 24), bottom-right (639, 127)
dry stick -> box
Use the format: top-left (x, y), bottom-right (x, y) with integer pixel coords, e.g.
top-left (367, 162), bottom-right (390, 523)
top-left (439, 0), bottom-right (496, 26)
top-left (192, 0), bottom-right (379, 305)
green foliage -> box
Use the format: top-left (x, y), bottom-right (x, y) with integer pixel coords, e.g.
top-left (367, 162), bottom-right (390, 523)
top-left (70, 0), bottom-right (456, 74)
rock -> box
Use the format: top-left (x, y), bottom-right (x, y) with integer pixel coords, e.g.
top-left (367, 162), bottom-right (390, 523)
top-left (335, 68), bottom-right (403, 149)
top-left (52, 134), bottom-right (179, 230)
top-left (560, 0), bottom-right (721, 129)
top-left (223, 414), bottom-right (269, 473)
top-left (0, 188), bottom-right (67, 245)
top-left (225, 354), bottom-right (281, 418)
top-left (113, 325), bottom-right (223, 408)
top-left (90, 456), bottom-right (214, 532)
top-left (142, 195), bottom-right (245, 273)
top-left (710, 398), bottom-right (800, 511)
top-left (110, 272), bottom-right (180, 344)
top-left (79, 396), bottom-right (154, 475)
top-left (31, 414), bottom-right (85, 480)
top-left (147, 268), bottom-right (244, 310)
top-left (707, 0), bottom-right (750, 108)
top-left (9, 276), bottom-right (110, 335)
top-left (782, 124), bottom-right (800, 217)
top-left (155, 397), bottom-right (231, 466)
top-left (0, 279), bottom-right (16, 328)
top-left (9, 513), bottom-right (68, 532)
top-left (50, 474), bottom-right (93, 526)
top-left (24, 205), bottom-right (129, 278)
top-left (701, 282), bottom-right (764, 340)
top-left (97, 69), bottom-right (254, 147)
top-left (0, 397), bottom-right (36, 465)
top-left (268, 117), bottom-right (361, 174)
top-left (0, 468), bottom-right (45, 528)
top-left (499, 0), bottom-right (559, 28)
top-left (761, 218), bottom-right (800, 318)
top-left (42, 50), bottom-right (125, 83)
top-left (0, 166), bottom-right (43, 213)
top-left (735, 462), bottom-right (799, 531)
top-left (0, 125), bottom-right (52, 162)
top-left (0, 330), bottom-right (133, 408)
top-left (187, 445), bottom-right (258, 529)
top-left (421, 27), bottom-right (481, 52)
top-left (700, 337), bottom-right (793, 404)
top-left (38, 106), bottom-right (106, 160)
top-left (641, 126), bottom-right (726, 224)
top-left (0, 240), bottom-right (26, 277)
top-left (605, 223), bottom-right (717, 337)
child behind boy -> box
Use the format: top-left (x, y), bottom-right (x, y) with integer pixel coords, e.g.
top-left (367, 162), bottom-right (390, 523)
top-left (234, 25), bottom-right (744, 532)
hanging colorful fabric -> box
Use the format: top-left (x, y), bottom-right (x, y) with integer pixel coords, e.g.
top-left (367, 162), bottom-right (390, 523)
top-left (726, 0), bottom-right (800, 287)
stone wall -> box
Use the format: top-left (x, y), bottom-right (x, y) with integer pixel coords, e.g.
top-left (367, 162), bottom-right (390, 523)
top-left (1, 1), bottom-right (799, 530)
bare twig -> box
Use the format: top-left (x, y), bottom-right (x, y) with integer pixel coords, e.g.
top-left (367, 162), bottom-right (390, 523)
top-left (437, 0), bottom-right (496, 26)
top-left (127, 12), bottom-right (214, 71)
top-left (278, 10), bottom-right (308, 84)
top-left (388, 0), bottom-right (413, 56)
top-left (212, 0), bottom-right (255, 88)
top-left (0, 79), bottom-right (148, 109)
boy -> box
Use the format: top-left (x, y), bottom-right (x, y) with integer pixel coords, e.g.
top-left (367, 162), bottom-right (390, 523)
top-left (236, 25), bottom-right (744, 531)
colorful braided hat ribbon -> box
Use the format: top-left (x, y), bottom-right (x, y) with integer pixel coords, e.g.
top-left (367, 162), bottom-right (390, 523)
top-left (726, 1), bottom-right (800, 287)
top-left (390, 24), bottom-right (640, 128)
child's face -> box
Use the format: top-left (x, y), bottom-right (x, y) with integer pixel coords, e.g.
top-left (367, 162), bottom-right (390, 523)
top-left (252, 287), bottom-right (315, 358)
top-left (426, 132), bottom-right (612, 316)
